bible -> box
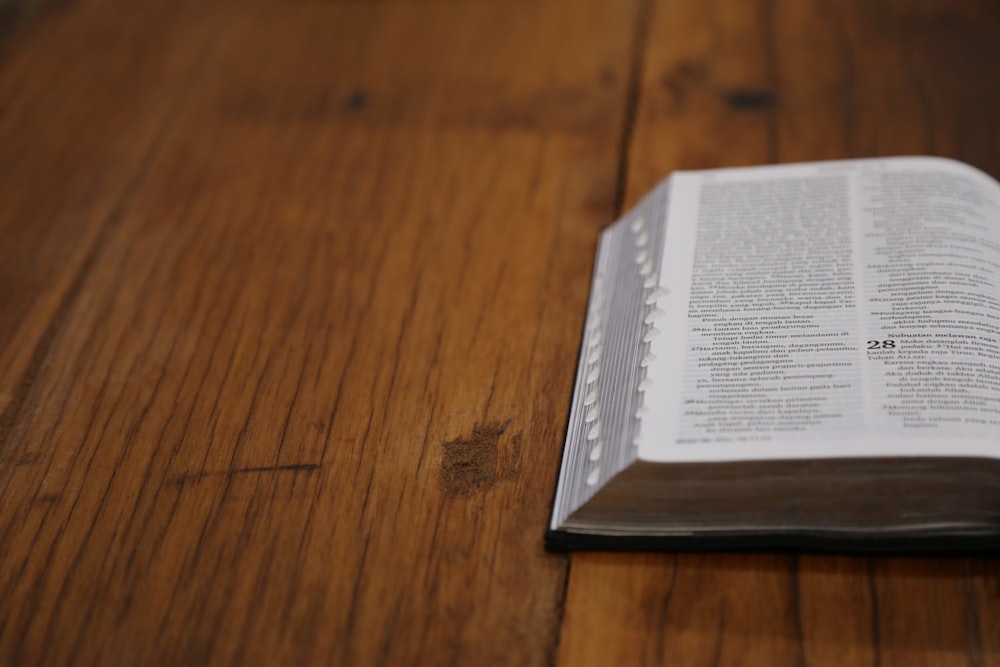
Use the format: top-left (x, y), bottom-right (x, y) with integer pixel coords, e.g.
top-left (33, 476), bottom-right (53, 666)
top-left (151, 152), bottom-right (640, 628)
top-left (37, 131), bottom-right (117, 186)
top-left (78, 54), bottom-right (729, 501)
top-left (546, 157), bottom-right (1000, 552)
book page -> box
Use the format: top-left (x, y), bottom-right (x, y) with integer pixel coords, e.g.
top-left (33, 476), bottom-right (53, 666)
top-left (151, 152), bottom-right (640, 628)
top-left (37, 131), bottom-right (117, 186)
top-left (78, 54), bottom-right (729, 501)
top-left (639, 157), bottom-right (1000, 463)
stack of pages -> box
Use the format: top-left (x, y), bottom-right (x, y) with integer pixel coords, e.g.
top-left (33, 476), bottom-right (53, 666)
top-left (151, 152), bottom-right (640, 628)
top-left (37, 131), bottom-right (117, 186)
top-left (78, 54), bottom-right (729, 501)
top-left (547, 157), bottom-right (1000, 552)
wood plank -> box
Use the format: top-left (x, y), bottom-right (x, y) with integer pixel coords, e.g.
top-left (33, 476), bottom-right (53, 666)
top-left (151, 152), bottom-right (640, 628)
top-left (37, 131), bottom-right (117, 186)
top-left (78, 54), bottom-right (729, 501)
top-left (558, 1), bottom-right (1000, 665)
top-left (0, 0), bottom-right (639, 664)
top-left (0, 0), bottom-right (216, 421)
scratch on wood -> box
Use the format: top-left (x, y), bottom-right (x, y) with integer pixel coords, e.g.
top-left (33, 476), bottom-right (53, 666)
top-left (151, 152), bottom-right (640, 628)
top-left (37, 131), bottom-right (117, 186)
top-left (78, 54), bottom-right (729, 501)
top-left (439, 420), bottom-right (518, 497)
top-left (789, 554), bottom-right (807, 667)
top-left (723, 88), bottom-right (776, 110)
top-left (171, 463), bottom-right (320, 485)
top-left (867, 558), bottom-right (883, 667)
top-left (964, 559), bottom-right (986, 667)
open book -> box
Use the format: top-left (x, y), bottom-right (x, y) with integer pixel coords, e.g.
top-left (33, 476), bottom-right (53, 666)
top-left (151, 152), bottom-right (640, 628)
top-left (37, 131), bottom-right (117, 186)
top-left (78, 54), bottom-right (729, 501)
top-left (546, 157), bottom-right (1000, 552)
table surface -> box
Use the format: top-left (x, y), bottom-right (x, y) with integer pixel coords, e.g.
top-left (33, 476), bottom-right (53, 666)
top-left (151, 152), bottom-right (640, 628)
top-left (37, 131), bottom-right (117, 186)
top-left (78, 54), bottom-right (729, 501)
top-left (1, 0), bottom-right (999, 665)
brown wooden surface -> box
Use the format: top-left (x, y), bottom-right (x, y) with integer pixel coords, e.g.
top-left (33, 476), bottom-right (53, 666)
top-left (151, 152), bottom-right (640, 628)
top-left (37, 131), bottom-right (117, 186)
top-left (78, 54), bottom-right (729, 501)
top-left (0, 0), bottom-right (998, 665)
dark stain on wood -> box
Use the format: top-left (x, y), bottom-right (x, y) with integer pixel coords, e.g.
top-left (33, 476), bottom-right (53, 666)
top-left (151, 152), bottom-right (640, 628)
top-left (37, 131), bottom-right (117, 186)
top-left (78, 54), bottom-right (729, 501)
top-left (723, 88), bottom-right (776, 110)
top-left (0, 0), bottom-right (72, 45)
top-left (599, 67), bottom-right (618, 87)
top-left (660, 59), bottom-right (711, 108)
top-left (344, 91), bottom-right (367, 110)
top-left (0, 0), bottom-right (37, 42)
top-left (440, 420), bottom-right (518, 497)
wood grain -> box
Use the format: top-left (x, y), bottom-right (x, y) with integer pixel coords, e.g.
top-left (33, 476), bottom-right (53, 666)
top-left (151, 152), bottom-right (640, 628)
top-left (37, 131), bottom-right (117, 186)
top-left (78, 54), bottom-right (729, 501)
top-left (0, 0), bottom-right (637, 664)
top-left (558, 1), bottom-right (1000, 666)
top-left (0, 0), bottom-right (214, 420)
top-left (1, 0), bottom-right (998, 666)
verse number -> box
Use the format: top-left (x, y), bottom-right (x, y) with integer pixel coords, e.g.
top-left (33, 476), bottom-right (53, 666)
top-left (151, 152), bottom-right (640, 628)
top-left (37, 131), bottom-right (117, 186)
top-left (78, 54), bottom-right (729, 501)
top-left (867, 339), bottom-right (896, 349)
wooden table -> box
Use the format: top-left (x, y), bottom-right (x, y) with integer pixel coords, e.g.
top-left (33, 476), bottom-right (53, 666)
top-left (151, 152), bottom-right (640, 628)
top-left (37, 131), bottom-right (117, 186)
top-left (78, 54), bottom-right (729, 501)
top-left (1, 0), bottom-right (998, 664)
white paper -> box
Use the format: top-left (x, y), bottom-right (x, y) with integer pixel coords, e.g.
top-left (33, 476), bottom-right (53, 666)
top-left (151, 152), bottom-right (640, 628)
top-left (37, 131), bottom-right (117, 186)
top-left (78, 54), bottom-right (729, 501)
top-left (639, 157), bottom-right (1000, 463)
